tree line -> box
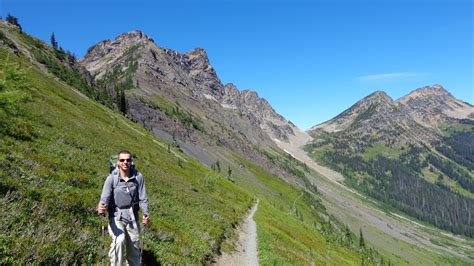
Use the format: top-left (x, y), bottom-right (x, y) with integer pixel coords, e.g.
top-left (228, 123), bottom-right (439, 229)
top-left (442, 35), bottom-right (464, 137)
top-left (323, 147), bottom-right (473, 237)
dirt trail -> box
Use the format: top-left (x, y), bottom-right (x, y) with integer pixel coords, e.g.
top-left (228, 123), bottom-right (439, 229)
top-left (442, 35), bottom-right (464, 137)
top-left (215, 200), bottom-right (259, 266)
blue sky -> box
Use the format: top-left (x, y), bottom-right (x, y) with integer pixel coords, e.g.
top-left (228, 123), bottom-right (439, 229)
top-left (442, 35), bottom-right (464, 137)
top-left (1, 0), bottom-right (472, 130)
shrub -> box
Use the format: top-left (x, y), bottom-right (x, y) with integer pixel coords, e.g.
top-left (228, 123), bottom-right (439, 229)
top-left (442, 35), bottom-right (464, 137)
top-left (0, 57), bottom-right (33, 139)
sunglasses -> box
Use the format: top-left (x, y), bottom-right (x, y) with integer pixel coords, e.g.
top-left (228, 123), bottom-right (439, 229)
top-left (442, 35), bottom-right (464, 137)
top-left (119, 158), bottom-right (132, 162)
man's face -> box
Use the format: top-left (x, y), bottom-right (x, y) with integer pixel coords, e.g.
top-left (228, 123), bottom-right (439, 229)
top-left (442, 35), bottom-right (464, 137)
top-left (117, 153), bottom-right (132, 172)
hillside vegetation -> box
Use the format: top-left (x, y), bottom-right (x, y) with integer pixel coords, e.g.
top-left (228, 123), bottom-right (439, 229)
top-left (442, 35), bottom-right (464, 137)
top-left (0, 20), bottom-right (383, 264)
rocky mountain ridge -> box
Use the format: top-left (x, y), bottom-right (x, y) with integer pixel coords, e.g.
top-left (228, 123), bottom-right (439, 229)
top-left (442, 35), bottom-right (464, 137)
top-left (78, 30), bottom-right (307, 186)
top-left (80, 30), bottom-right (297, 143)
top-left (308, 85), bottom-right (474, 147)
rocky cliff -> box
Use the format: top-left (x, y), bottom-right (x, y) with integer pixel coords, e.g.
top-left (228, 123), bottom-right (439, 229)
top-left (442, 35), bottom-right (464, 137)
top-left (79, 30), bottom-right (306, 182)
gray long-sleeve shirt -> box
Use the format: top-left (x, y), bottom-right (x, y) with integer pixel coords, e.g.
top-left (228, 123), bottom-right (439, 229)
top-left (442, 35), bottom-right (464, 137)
top-left (99, 168), bottom-right (149, 222)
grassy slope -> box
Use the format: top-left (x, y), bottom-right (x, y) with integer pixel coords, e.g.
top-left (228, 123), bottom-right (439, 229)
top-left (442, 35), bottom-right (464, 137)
top-left (0, 26), bottom-right (367, 265)
top-left (0, 44), bottom-right (253, 264)
top-left (228, 152), bottom-right (367, 265)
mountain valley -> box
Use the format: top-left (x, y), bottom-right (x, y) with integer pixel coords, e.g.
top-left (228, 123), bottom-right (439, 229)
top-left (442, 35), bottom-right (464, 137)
top-left (1, 17), bottom-right (473, 265)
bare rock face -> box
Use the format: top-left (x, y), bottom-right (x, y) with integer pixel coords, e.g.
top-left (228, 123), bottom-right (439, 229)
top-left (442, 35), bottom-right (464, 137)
top-left (221, 83), bottom-right (241, 108)
top-left (185, 48), bottom-right (223, 97)
top-left (220, 84), bottom-right (298, 141)
top-left (239, 90), bottom-right (295, 141)
top-left (80, 30), bottom-right (154, 77)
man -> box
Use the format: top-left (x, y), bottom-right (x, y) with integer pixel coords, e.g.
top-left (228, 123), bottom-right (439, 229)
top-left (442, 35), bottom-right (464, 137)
top-left (97, 150), bottom-right (150, 266)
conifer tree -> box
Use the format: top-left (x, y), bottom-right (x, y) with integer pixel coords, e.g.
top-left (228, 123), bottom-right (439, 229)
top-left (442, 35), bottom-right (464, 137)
top-left (66, 50), bottom-right (76, 64)
top-left (345, 226), bottom-right (353, 247)
top-left (120, 89), bottom-right (127, 114)
top-left (6, 14), bottom-right (22, 32)
top-left (359, 228), bottom-right (366, 251)
top-left (50, 32), bottom-right (58, 49)
top-left (115, 85), bottom-right (120, 110)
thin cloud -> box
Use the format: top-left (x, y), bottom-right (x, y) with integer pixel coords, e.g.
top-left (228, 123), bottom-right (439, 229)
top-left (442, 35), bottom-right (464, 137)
top-left (358, 72), bottom-right (428, 82)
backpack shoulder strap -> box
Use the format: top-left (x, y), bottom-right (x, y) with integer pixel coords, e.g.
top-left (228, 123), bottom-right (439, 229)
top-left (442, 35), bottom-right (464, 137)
top-left (108, 155), bottom-right (118, 173)
top-left (112, 170), bottom-right (120, 189)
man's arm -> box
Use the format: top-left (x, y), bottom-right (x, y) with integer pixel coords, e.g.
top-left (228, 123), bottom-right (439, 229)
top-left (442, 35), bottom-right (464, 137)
top-left (138, 173), bottom-right (149, 216)
top-left (97, 175), bottom-right (113, 215)
top-left (138, 173), bottom-right (150, 224)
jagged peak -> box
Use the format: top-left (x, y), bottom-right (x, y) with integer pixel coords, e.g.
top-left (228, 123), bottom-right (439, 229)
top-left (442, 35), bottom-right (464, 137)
top-left (187, 47), bottom-right (206, 55)
top-left (82, 30), bottom-right (156, 63)
top-left (115, 30), bottom-right (155, 43)
top-left (241, 89), bottom-right (258, 97)
top-left (184, 47), bottom-right (215, 74)
top-left (224, 83), bottom-right (239, 93)
top-left (240, 90), bottom-right (274, 109)
top-left (186, 47), bottom-right (209, 61)
top-left (240, 90), bottom-right (261, 103)
top-left (224, 83), bottom-right (237, 89)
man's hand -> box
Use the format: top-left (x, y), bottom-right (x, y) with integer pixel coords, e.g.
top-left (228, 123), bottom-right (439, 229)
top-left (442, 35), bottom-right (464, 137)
top-left (142, 215), bottom-right (150, 225)
top-left (97, 203), bottom-right (107, 216)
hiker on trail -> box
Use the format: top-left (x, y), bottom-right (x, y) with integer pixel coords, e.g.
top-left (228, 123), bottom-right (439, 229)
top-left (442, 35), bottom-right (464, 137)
top-left (97, 150), bottom-right (150, 266)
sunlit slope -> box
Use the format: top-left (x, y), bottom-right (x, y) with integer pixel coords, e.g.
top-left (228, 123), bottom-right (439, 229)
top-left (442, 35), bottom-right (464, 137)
top-left (0, 43), bottom-right (254, 264)
top-left (0, 23), bottom-right (371, 265)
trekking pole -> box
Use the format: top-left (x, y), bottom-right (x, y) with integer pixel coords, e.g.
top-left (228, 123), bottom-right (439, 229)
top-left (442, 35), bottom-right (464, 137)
top-left (100, 213), bottom-right (106, 266)
top-left (140, 223), bottom-right (146, 264)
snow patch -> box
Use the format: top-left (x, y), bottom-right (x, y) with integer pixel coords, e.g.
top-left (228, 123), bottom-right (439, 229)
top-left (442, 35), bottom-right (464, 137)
top-left (221, 103), bottom-right (237, 109)
top-left (203, 93), bottom-right (218, 102)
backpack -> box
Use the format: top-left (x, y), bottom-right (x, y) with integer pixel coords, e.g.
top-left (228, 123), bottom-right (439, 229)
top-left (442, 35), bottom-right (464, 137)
top-left (108, 154), bottom-right (118, 173)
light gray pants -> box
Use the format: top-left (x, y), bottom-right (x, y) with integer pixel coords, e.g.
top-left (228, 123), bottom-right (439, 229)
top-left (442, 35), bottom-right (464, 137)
top-left (108, 218), bottom-right (141, 266)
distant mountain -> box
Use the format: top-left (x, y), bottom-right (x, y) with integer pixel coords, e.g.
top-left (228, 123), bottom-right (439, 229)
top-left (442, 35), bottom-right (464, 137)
top-left (309, 91), bottom-right (394, 133)
top-left (397, 84), bottom-right (474, 127)
top-left (306, 85), bottom-right (474, 237)
top-left (309, 90), bottom-right (437, 146)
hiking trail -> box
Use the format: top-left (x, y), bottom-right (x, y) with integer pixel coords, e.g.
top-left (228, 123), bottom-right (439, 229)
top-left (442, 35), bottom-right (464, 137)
top-left (215, 199), bottom-right (259, 266)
